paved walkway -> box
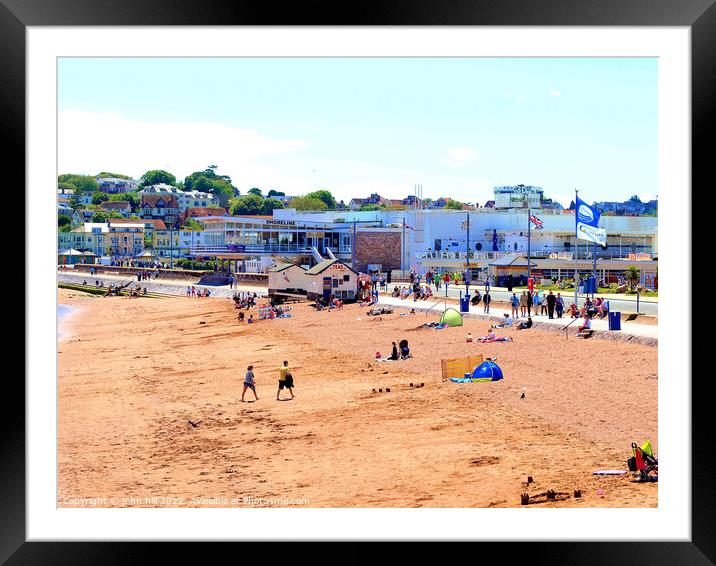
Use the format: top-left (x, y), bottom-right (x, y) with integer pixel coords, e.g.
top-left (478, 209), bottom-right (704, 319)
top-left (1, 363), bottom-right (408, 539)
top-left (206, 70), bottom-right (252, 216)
top-left (376, 294), bottom-right (658, 339)
top-left (386, 284), bottom-right (657, 316)
top-left (57, 272), bottom-right (266, 298)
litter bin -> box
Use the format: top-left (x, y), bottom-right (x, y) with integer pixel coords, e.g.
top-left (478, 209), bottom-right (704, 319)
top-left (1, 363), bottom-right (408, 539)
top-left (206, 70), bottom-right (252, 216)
top-left (608, 311), bottom-right (621, 331)
top-left (460, 295), bottom-right (470, 313)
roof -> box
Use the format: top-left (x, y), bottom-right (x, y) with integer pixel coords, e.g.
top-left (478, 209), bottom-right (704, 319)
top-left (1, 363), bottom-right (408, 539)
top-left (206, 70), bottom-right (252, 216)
top-left (269, 263), bottom-right (305, 273)
top-left (488, 255), bottom-right (538, 267)
top-left (185, 207), bottom-right (228, 217)
top-left (110, 218), bottom-right (166, 230)
top-left (305, 259), bottom-right (356, 276)
top-left (101, 201), bottom-right (131, 209)
top-left (142, 194), bottom-right (178, 207)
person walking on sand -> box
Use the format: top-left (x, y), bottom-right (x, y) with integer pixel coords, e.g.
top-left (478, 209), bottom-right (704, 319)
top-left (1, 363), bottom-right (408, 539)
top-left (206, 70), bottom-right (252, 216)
top-left (242, 365), bottom-right (259, 402)
top-left (483, 290), bottom-right (491, 314)
top-left (277, 360), bottom-right (295, 400)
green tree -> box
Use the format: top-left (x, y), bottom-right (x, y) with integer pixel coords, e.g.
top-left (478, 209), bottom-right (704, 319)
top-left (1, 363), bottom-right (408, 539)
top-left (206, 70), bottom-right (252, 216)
top-left (629, 195), bottom-right (642, 203)
top-left (229, 194), bottom-right (265, 215)
top-left (96, 171), bottom-right (131, 179)
top-left (91, 192), bottom-right (110, 205)
top-left (108, 210), bottom-right (123, 219)
top-left (59, 224), bottom-right (72, 233)
top-left (58, 214), bottom-right (72, 227)
top-left (140, 169), bottom-right (177, 188)
top-left (261, 197), bottom-right (284, 215)
top-left (69, 193), bottom-right (83, 211)
top-left (359, 203), bottom-right (385, 211)
top-left (445, 199), bottom-right (464, 210)
top-left (58, 174), bottom-right (98, 193)
top-left (183, 218), bottom-right (203, 231)
top-left (91, 211), bottom-right (109, 223)
top-left (248, 188), bottom-right (263, 196)
top-left (183, 166), bottom-right (237, 207)
top-left (306, 189), bottom-right (336, 209)
top-left (291, 196), bottom-right (328, 211)
top-left (625, 266), bottom-right (641, 290)
top-left (267, 189), bottom-right (285, 197)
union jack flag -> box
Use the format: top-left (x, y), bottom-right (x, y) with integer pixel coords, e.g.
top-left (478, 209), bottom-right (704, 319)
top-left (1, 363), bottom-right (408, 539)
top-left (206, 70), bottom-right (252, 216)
top-left (529, 213), bottom-right (544, 229)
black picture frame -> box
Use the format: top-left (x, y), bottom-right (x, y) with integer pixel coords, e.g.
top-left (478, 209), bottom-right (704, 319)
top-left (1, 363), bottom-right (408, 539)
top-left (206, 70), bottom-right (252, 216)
top-left (7, 0), bottom-right (709, 562)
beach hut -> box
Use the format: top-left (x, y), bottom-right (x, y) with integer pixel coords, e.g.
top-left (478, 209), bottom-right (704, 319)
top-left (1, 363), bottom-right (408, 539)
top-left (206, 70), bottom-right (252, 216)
top-left (268, 263), bottom-right (307, 296)
top-left (58, 249), bottom-right (96, 265)
top-left (488, 255), bottom-right (537, 287)
top-left (439, 307), bottom-right (463, 327)
top-left (305, 259), bottom-right (358, 302)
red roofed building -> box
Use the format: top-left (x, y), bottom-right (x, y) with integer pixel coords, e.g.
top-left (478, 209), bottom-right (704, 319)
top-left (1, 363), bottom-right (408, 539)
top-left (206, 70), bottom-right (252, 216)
top-left (182, 207), bottom-right (229, 223)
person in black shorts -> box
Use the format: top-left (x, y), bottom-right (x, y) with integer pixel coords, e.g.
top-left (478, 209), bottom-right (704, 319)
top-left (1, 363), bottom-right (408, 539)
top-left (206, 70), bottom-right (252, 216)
top-left (277, 360), bottom-right (295, 400)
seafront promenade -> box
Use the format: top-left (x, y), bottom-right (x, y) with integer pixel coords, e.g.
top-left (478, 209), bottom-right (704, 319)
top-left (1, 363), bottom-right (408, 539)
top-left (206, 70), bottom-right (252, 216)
top-left (58, 271), bottom-right (657, 340)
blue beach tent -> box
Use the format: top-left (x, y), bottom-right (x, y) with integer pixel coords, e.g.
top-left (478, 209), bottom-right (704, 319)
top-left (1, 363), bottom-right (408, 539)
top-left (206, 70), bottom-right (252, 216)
top-left (449, 360), bottom-right (504, 383)
top-left (471, 360), bottom-right (503, 382)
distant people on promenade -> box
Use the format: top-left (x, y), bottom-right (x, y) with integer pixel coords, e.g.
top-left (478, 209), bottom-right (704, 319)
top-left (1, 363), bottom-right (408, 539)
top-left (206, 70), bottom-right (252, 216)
top-left (510, 293), bottom-right (519, 318)
top-left (555, 293), bottom-right (564, 318)
top-left (546, 291), bottom-right (556, 319)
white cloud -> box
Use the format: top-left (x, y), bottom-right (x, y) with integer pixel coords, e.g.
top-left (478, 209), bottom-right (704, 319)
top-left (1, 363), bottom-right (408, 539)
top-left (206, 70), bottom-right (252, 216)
top-left (516, 94), bottom-right (528, 104)
top-left (442, 147), bottom-right (477, 167)
top-left (58, 109), bottom-right (309, 189)
top-left (550, 89), bottom-right (561, 97)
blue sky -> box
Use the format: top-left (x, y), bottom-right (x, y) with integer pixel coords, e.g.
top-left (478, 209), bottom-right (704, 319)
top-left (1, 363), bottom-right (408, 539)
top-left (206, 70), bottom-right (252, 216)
top-left (58, 57), bottom-right (657, 207)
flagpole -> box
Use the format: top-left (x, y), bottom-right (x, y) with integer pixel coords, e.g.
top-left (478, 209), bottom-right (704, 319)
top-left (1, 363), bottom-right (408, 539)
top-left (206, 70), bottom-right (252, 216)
top-left (527, 207), bottom-right (531, 283)
top-left (574, 189), bottom-right (579, 307)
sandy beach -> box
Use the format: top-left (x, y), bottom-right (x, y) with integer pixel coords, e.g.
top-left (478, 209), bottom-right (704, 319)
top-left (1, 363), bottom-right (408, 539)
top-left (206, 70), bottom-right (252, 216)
top-left (57, 289), bottom-right (657, 508)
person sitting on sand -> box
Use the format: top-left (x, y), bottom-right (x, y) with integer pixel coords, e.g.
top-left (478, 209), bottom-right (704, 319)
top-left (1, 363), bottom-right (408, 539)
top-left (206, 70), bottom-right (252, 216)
top-left (388, 341), bottom-right (399, 361)
top-left (597, 298), bottom-right (609, 318)
top-left (238, 311), bottom-right (245, 322)
top-left (516, 316), bottom-right (533, 330)
top-left (399, 339), bottom-right (411, 359)
top-left (577, 313), bottom-right (592, 334)
top-left (247, 314), bottom-right (254, 324)
top-left (471, 291), bottom-right (482, 306)
top-left (569, 302), bottom-right (579, 318)
top-left (492, 313), bottom-right (514, 329)
top-left (242, 365), bottom-right (259, 402)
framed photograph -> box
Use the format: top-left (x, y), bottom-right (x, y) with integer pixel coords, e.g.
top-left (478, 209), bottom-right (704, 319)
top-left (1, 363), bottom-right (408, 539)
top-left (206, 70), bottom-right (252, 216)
top-left (10, 0), bottom-right (710, 561)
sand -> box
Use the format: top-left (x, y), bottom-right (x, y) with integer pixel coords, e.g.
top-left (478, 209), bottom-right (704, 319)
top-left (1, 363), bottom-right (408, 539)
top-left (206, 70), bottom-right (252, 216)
top-left (57, 289), bottom-right (658, 508)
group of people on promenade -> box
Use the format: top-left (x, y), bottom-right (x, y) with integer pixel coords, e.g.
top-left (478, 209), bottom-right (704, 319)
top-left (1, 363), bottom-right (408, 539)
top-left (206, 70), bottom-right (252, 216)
top-left (508, 289), bottom-right (566, 320)
top-left (242, 360), bottom-right (295, 402)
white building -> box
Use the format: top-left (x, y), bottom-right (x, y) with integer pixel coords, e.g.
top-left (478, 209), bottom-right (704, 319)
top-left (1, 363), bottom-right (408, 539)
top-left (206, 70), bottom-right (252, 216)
top-left (494, 185), bottom-right (543, 209)
top-left (139, 184), bottom-right (218, 211)
top-left (96, 177), bottom-right (139, 194)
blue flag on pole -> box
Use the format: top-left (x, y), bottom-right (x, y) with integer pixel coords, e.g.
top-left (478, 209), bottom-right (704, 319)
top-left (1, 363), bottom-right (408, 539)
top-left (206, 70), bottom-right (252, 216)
top-left (575, 196), bottom-right (606, 245)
